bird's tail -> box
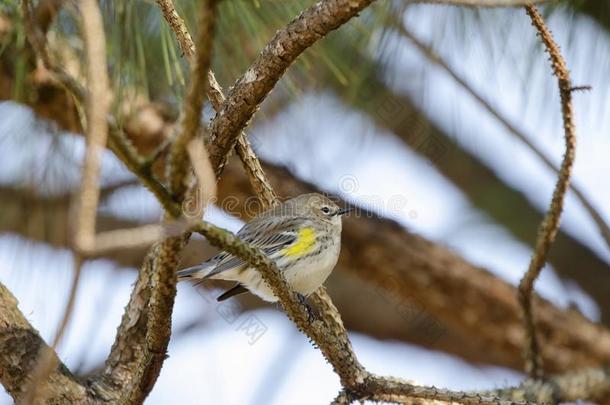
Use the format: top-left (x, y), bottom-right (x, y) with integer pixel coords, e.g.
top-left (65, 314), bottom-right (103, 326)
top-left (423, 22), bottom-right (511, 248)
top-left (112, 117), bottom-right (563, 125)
top-left (177, 262), bottom-right (215, 281)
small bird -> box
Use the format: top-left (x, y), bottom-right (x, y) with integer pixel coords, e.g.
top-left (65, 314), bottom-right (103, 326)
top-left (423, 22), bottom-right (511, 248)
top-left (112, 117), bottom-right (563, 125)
top-left (177, 193), bottom-right (350, 303)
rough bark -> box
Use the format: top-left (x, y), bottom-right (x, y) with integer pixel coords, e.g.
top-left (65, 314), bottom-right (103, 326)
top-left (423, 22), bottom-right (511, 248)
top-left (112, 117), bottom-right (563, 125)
top-left (0, 283), bottom-right (90, 403)
top-left (90, 236), bottom-right (186, 403)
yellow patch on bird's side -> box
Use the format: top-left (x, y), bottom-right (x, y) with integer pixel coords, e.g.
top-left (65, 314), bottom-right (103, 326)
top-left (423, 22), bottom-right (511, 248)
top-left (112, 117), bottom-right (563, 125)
top-left (281, 227), bottom-right (316, 257)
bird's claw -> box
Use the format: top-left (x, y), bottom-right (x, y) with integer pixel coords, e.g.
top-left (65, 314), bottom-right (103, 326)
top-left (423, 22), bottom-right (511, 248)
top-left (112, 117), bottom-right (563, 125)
top-left (297, 293), bottom-right (316, 323)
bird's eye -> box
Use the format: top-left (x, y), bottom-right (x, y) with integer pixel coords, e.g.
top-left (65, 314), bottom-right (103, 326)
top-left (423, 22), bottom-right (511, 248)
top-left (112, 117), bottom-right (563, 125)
top-left (321, 206), bottom-right (331, 214)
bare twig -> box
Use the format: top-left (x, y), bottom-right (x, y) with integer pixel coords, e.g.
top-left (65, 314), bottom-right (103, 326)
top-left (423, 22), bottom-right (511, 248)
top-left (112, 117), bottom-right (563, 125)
top-left (73, 0), bottom-right (112, 253)
top-left (167, 0), bottom-right (218, 200)
top-left (518, 4), bottom-right (577, 379)
top-left (234, 135), bottom-right (279, 208)
top-left (155, 0), bottom-right (196, 57)
top-left (106, 122), bottom-right (180, 217)
top-left (50, 256), bottom-right (83, 351)
top-left (155, 0), bottom-right (278, 208)
top-left (92, 224), bottom-right (166, 254)
top-left (22, 0), bottom-right (110, 399)
top-left (395, 22), bottom-right (610, 252)
top-left (186, 138), bottom-right (217, 218)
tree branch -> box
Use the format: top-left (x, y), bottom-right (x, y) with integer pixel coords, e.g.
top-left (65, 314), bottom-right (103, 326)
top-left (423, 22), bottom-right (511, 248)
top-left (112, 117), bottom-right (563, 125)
top-left (519, 4), bottom-right (577, 380)
top-left (0, 282), bottom-right (88, 403)
top-left (167, 0), bottom-right (218, 199)
top-left (207, 0), bottom-right (376, 176)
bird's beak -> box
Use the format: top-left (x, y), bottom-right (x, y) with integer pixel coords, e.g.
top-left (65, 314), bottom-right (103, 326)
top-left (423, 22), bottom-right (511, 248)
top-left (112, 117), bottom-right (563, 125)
top-left (336, 207), bottom-right (353, 216)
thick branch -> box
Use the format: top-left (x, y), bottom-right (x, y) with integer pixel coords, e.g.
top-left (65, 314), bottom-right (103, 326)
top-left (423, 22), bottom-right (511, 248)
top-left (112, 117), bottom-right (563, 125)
top-left (207, 0), bottom-right (376, 176)
top-left (0, 282), bottom-right (88, 403)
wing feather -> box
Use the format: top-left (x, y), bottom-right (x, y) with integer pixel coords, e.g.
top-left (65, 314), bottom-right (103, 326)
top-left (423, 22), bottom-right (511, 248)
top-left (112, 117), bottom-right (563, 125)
top-left (203, 217), bottom-right (307, 279)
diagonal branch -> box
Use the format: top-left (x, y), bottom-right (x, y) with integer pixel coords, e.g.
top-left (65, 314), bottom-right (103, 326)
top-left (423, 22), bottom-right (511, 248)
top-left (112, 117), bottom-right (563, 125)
top-left (519, 4), bottom-right (578, 380)
top-left (206, 0), bottom-right (377, 176)
top-left (0, 282), bottom-right (89, 403)
top-left (191, 219), bottom-right (610, 404)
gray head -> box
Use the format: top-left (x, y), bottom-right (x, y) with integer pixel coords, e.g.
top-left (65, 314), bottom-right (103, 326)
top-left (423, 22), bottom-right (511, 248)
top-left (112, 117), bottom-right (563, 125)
top-left (262, 193), bottom-right (351, 223)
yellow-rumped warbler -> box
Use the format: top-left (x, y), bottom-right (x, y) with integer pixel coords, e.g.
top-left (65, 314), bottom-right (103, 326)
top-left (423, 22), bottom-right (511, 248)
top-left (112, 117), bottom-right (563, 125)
top-left (178, 193), bottom-right (351, 303)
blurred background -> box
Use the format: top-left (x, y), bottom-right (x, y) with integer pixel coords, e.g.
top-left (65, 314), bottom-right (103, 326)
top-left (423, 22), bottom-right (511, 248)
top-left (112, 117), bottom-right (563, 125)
top-left (1, 0), bottom-right (609, 403)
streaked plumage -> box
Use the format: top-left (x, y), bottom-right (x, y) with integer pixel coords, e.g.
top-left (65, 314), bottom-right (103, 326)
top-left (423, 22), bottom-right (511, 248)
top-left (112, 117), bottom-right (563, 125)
top-left (178, 193), bottom-right (349, 302)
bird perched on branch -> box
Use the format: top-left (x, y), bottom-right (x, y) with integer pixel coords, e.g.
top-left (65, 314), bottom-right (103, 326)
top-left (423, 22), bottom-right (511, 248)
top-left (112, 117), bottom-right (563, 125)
top-left (178, 193), bottom-right (351, 303)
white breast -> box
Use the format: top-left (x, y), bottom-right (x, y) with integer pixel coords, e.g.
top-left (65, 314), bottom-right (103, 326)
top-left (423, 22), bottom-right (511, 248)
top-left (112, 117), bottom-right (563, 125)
top-left (285, 234), bottom-right (341, 296)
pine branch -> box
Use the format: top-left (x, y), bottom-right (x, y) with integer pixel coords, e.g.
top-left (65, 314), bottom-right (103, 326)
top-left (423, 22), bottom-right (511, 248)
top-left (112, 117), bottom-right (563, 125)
top-left (519, 4), bottom-right (578, 380)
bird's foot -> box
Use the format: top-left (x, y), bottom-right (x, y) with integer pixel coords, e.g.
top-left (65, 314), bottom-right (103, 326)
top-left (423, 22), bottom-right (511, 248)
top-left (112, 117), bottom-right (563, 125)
top-left (297, 293), bottom-right (316, 323)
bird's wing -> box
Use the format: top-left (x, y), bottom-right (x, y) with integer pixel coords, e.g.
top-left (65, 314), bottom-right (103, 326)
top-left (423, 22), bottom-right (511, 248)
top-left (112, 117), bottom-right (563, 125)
top-left (203, 217), bottom-right (307, 279)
